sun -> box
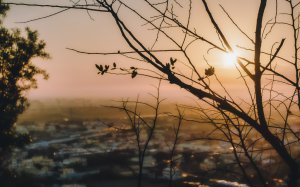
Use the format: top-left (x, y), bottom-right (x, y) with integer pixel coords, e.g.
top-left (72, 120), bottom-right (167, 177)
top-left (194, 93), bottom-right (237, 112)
top-left (224, 52), bottom-right (238, 67)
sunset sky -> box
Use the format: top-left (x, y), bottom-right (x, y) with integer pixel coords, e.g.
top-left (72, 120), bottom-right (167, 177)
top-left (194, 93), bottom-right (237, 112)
top-left (3, 0), bottom-right (295, 102)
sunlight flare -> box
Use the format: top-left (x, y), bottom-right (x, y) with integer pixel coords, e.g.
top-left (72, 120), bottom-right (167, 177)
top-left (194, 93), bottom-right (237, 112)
top-left (224, 52), bottom-right (238, 67)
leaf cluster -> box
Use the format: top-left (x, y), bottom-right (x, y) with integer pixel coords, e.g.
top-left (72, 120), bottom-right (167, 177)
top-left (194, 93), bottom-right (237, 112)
top-left (204, 66), bottom-right (215, 77)
top-left (96, 64), bottom-right (110, 75)
top-left (0, 0), bottom-right (9, 23)
top-left (0, 9), bottom-right (49, 150)
top-left (166, 57), bottom-right (177, 71)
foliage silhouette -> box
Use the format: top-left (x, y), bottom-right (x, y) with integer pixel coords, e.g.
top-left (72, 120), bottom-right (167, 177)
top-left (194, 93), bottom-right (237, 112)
top-left (0, 1), bottom-right (49, 151)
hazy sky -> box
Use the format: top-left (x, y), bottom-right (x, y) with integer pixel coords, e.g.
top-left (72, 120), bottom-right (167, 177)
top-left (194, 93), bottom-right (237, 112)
top-left (3, 0), bottom-right (294, 102)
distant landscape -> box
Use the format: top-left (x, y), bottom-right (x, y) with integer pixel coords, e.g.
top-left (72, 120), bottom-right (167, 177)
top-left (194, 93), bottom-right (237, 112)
top-left (0, 100), bottom-right (294, 186)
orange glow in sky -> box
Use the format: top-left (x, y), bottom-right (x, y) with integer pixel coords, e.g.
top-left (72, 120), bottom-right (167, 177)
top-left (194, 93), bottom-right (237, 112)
top-left (3, 0), bottom-right (295, 101)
